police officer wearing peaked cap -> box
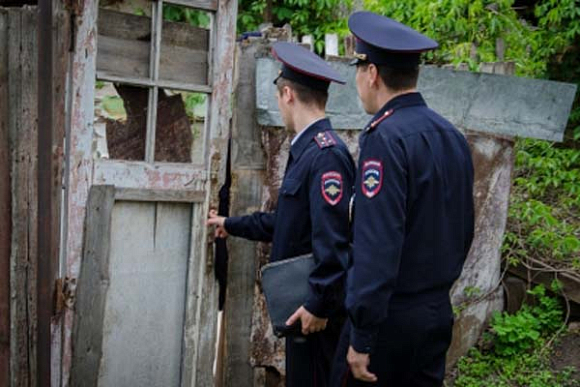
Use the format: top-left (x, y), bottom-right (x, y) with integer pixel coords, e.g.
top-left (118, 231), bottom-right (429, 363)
top-left (330, 12), bottom-right (475, 386)
top-left (207, 42), bottom-right (356, 387)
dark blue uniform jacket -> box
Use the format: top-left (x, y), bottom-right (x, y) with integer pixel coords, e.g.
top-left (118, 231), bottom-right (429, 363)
top-left (347, 92), bottom-right (475, 353)
top-left (225, 118), bottom-right (356, 318)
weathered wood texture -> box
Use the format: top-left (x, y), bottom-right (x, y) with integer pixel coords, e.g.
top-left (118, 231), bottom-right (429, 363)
top-left (6, 7), bottom-right (38, 387)
top-left (221, 39), bottom-right (270, 387)
top-left (71, 187), bottom-right (214, 387)
top-left (46, 5), bottom-right (70, 387)
top-left (63, 0), bottom-right (237, 384)
top-left (100, 201), bottom-right (192, 386)
top-left (508, 258), bottom-right (580, 305)
top-left (115, 188), bottom-right (205, 202)
top-left (97, 9), bottom-right (210, 86)
top-left (166, 0), bottom-right (218, 11)
top-left (0, 9), bottom-right (11, 387)
top-left (61, 0), bottom-right (98, 384)
top-left (70, 186), bottom-right (115, 387)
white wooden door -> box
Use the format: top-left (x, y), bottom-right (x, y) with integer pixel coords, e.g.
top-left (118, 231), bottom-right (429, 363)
top-left (64, 0), bottom-right (237, 385)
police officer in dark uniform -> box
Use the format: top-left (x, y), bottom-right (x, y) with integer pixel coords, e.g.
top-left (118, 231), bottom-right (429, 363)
top-left (207, 42), bottom-right (356, 387)
top-left (330, 12), bottom-right (475, 386)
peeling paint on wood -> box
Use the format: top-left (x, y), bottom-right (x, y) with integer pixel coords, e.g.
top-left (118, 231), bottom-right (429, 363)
top-left (60, 1), bottom-right (99, 384)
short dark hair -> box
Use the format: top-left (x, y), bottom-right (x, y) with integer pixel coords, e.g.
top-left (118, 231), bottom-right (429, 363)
top-left (358, 62), bottom-right (419, 92)
top-left (276, 77), bottom-right (328, 110)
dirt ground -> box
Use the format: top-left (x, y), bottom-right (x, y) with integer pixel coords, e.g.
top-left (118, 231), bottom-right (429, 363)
top-left (551, 327), bottom-right (580, 381)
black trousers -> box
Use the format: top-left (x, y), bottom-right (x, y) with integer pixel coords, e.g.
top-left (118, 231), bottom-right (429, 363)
top-left (286, 317), bottom-right (344, 387)
top-left (329, 298), bottom-right (454, 387)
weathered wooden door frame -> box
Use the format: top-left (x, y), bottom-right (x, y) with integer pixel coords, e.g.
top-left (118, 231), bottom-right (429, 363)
top-left (58, 0), bottom-right (237, 384)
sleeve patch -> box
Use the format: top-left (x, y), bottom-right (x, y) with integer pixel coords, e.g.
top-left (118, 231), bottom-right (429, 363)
top-left (321, 171), bottom-right (343, 206)
top-left (362, 159), bottom-right (383, 198)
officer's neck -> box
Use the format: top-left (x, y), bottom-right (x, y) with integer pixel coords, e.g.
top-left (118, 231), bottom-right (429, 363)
top-left (291, 106), bottom-right (326, 135)
top-left (372, 87), bottom-right (417, 114)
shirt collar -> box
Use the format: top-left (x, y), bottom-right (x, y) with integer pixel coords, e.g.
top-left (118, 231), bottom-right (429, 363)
top-left (290, 117), bottom-right (331, 160)
top-left (291, 117), bottom-right (325, 146)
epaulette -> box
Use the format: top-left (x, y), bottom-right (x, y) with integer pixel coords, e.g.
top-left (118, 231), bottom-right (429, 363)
top-left (365, 109), bottom-right (394, 132)
top-left (314, 131), bottom-right (337, 149)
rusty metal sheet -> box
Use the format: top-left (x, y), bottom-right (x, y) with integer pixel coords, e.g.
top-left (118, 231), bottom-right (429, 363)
top-left (255, 57), bottom-right (577, 141)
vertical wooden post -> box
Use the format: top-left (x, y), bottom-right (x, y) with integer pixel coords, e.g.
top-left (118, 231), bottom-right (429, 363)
top-left (222, 39), bottom-right (267, 387)
top-left (8, 7), bottom-right (39, 387)
top-left (0, 8), bottom-right (11, 387)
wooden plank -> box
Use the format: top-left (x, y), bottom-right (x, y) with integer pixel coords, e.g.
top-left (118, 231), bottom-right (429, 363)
top-left (115, 188), bottom-right (205, 202)
top-left (49, 8), bottom-right (70, 385)
top-left (231, 42), bottom-right (265, 169)
top-left (70, 185), bottom-right (115, 387)
top-left (202, 0), bottom-right (239, 384)
top-left (98, 9), bottom-right (209, 49)
top-left (96, 71), bottom-right (213, 93)
top-left (97, 36), bottom-right (209, 86)
top-left (182, 201), bottom-right (216, 387)
top-left (60, 0), bottom-right (98, 384)
top-left (99, 201), bottom-right (191, 386)
top-left (222, 41), bottom-right (267, 387)
top-left (97, 35), bottom-right (150, 79)
top-left (508, 258), bottom-right (580, 305)
top-left (96, 9), bottom-right (209, 85)
top-left (8, 7), bottom-right (38, 386)
top-left (163, 0), bottom-right (218, 12)
top-left (92, 159), bottom-right (208, 190)
top-left (0, 8), bottom-right (11, 386)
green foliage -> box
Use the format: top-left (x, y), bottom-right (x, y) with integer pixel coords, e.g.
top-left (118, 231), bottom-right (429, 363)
top-left (455, 348), bottom-right (578, 387)
top-left (237, 0), bottom-right (352, 54)
top-left (492, 285), bottom-right (562, 356)
top-left (503, 139), bottom-right (580, 269)
top-left (454, 286), bottom-right (576, 387)
top-left (163, 4), bottom-right (211, 28)
top-left (363, 0), bottom-right (580, 78)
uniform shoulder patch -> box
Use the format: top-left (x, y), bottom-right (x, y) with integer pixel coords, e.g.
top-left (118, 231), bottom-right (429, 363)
top-left (321, 171), bottom-right (343, 206)
top-left (361, 159), bottom-right (383, 198)
top-left (314, 131), bottom-right (337, 149)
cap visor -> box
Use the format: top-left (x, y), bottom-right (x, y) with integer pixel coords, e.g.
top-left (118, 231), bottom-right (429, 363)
top-left (349, 57), bottom-right (361, 66)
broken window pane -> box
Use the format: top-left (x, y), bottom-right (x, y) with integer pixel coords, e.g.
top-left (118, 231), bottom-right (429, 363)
top-left (160, 4), bottom-right (211, 86)
top-left (94, 81), bottom-right (149, 161)
top-left (154, 90), bottom-right (208, 164)
top-left (97, 4), bottom-right (153, 81)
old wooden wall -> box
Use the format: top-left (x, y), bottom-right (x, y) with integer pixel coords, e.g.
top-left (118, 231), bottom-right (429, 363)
top-left (0, 4), bottom-right (69, 386)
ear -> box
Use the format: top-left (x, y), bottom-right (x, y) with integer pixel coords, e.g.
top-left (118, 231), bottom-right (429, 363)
top-left (282, 85), bottom-right (294, 104)
top-left (368, 64), bottom-right (380, 88)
